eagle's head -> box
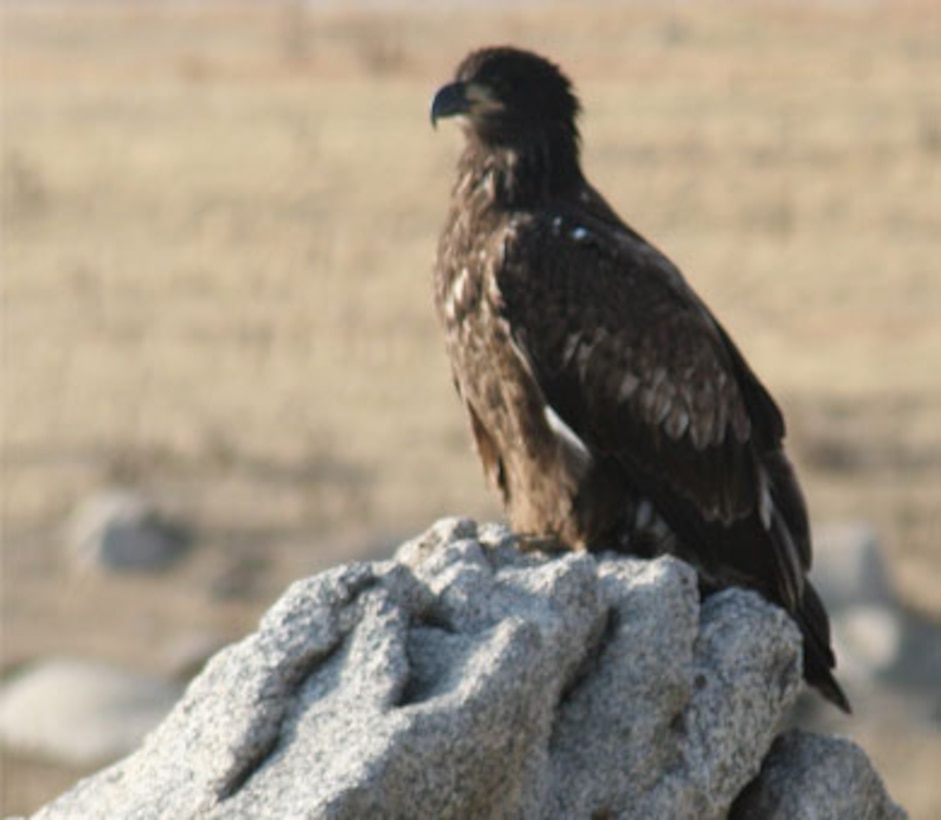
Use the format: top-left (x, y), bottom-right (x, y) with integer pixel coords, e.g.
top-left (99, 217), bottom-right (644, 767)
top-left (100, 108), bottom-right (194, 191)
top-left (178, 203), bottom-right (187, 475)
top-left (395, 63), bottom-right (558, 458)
top-left (431, 47), bottom-right (580, 148)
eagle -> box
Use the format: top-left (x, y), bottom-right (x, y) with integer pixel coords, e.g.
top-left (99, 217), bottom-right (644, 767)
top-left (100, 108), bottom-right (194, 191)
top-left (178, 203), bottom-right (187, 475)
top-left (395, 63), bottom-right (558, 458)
top-left (430, 46), bottom-right (849, 712)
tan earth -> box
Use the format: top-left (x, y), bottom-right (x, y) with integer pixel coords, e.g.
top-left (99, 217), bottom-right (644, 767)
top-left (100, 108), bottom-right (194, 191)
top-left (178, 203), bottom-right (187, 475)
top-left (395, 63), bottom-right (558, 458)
top-left (2, 3), bottom-right (939, 816)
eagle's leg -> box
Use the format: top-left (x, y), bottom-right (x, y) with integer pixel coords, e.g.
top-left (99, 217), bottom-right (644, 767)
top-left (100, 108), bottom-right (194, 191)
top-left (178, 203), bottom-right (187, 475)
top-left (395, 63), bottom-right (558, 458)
top-left (514, 532), bottom-right (572, 555)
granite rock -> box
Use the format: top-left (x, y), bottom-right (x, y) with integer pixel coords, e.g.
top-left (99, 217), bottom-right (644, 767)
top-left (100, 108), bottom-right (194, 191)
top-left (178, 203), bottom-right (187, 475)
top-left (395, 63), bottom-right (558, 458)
top-left (34, 519), bottom-right (905, 819)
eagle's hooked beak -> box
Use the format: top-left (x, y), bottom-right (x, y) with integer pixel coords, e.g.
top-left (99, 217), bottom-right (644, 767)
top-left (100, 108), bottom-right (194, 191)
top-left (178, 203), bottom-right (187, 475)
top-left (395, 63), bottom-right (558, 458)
top-left (431, 81), bottom-right (502, 128)
top-left (430, 82), bottom-right (471, 128)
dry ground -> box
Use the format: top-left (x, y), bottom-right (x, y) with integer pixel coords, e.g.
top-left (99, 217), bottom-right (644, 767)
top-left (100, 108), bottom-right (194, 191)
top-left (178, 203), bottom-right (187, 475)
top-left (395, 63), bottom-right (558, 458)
top-left (2, 2), bottom-right (940, 816)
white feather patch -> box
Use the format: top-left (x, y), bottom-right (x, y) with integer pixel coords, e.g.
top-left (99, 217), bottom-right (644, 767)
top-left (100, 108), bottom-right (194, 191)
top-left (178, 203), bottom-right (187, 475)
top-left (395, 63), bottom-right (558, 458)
top-left (453, 267), bottom-right (470, 304)
top-left (561, 333), bottom-right (582, 367)
top-left (618, 373), bottom-right (641, 402)
top-left (508, 333), bottom-right (536, 381)
top-left (544, 405), bottom-right (593, 471)
top-left (444, 267), bottom-right (470, 321)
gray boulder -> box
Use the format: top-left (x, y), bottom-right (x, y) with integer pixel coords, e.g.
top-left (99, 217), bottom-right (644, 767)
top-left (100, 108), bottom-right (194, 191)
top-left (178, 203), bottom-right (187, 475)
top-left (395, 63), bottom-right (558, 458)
top-left (34, 518), bottom-right (906, 819)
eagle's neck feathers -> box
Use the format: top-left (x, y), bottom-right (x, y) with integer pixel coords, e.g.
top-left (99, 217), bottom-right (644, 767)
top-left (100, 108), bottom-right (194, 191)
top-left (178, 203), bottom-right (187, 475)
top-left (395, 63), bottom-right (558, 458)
top-left (457, 129), bottom-right (583, 211)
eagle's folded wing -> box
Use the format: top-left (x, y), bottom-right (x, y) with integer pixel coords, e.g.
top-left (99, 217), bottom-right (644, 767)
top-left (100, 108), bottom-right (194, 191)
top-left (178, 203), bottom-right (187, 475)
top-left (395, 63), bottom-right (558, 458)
top-left (496, 213), bottom-right (808, 608)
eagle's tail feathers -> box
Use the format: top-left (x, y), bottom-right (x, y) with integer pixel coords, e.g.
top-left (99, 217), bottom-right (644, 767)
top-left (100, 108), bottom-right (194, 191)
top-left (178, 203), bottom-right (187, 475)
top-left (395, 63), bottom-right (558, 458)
top-left (796, 580), bottom-right (852, 713)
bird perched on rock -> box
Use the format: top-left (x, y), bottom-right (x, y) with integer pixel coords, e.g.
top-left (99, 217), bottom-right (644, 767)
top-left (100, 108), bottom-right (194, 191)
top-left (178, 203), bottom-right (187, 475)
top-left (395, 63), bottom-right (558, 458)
top-left (430, 46), bottom-right (849, 712)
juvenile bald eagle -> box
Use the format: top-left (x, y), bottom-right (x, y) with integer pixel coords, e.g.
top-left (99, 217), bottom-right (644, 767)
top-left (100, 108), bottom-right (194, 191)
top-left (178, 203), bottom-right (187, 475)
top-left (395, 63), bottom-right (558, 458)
top-left (430, 47), bottom-right (848, 711)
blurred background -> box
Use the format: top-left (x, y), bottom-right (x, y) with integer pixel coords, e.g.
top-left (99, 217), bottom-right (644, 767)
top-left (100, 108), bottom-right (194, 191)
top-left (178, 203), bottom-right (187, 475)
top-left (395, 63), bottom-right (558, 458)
top-left (2, 1), bottom-right (939, 815)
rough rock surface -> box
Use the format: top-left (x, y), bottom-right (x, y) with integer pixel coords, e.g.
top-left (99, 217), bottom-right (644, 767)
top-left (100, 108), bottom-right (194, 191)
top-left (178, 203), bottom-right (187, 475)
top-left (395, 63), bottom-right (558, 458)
top-left (732, 731), bottom-right (908, 819)
top-left (34, 519), bottom-right (906, 820)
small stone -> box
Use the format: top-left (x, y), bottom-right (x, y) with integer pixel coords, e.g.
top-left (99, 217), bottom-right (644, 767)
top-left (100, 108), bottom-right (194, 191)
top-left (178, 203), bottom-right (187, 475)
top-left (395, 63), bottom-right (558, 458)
top-left (67, 491), bottom-right (191, 573)
top-left (812, 523), bottom-right (912, 687)
top-left (0, 658), bottom-right (183, 767)
top-left (812, 522), bottom-right (896, 611)
top-left (834, 605), bottom-right (903, 681)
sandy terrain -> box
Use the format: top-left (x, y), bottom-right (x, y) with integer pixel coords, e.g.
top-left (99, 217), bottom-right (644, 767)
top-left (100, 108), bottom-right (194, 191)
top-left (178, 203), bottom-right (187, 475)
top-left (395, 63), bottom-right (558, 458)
top-left (2, 2), bottom-right (939, 815)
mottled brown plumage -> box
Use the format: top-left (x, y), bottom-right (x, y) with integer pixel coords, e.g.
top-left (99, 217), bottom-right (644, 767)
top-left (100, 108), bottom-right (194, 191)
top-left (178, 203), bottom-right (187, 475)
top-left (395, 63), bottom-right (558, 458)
top-left (431, 46), bottom-right (848, 711)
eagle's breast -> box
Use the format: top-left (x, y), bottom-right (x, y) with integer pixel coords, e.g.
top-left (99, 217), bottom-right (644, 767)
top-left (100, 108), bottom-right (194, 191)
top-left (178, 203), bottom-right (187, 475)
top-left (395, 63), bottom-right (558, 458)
top-left (436, 208), bottom-right (591, 540)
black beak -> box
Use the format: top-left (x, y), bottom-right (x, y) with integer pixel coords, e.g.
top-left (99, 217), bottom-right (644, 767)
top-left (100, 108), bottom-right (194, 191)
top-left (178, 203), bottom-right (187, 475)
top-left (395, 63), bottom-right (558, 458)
top-left (430, 82), bottom-right (470, 128)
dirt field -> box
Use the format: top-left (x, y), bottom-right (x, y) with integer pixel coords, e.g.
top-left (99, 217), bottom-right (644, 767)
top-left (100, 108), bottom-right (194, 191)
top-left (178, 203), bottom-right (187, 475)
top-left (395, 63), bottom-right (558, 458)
top-left (2, 2), bottom-right (940, 815)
